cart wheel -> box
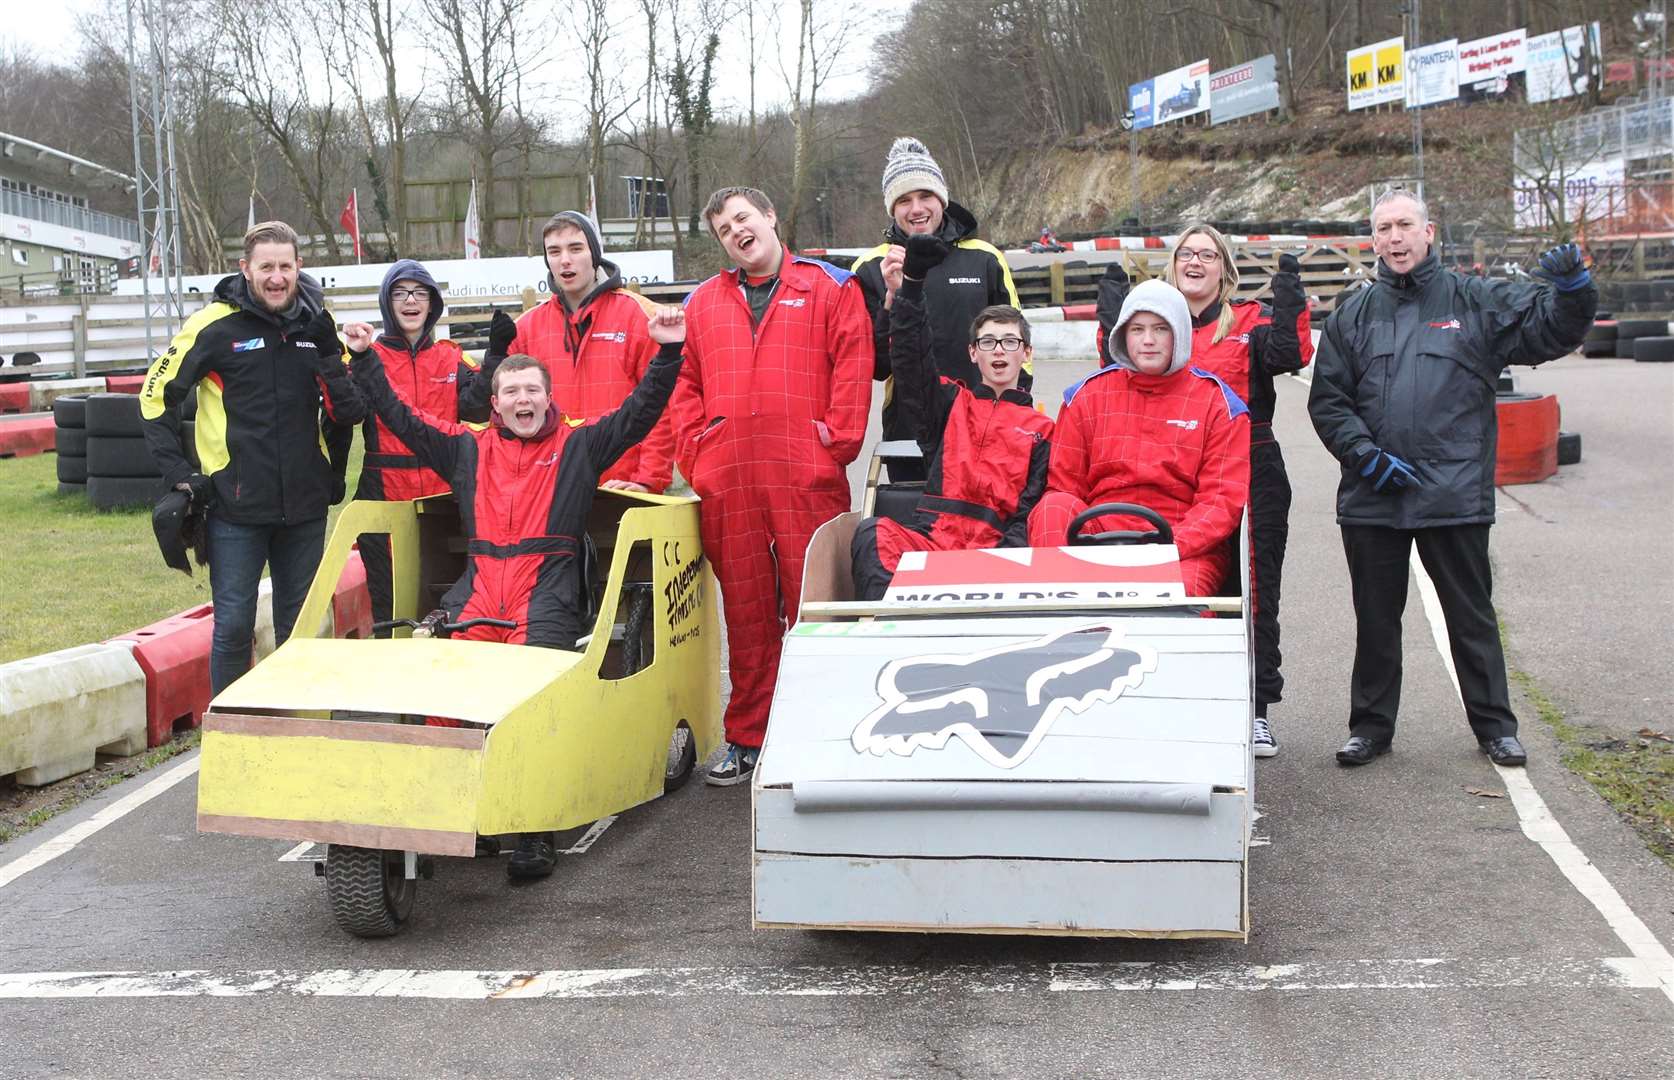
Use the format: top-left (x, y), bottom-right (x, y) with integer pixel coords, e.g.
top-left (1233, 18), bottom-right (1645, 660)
top-left (324, 845), bottom-right (415, 938)
top-left (664, 721), bottom-right (697, 793)
top-left (620, 584), bottom-right (653, 676)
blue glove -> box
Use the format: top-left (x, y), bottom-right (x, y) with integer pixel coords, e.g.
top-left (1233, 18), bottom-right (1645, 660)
top-left (1537, 243), bottom-right (1591, 292)
top-left (1356, 446), bottom-right (1420, 494)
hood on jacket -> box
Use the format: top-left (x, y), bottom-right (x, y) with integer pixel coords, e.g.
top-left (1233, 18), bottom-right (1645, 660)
top-left (215, 270), bottom-right (324, 330)
top-left (1107, 279), bottom-right (1193, 376)
top-left (378, 259), bottom-right (445, 351)
top-left (546, 256), bottom-right (624, 314)
top-left (884, 199), bottom-right (978, 247)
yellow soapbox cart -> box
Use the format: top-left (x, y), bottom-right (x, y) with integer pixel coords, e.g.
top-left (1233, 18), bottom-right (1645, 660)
top-left (194, 490), bottom-right (721, 937)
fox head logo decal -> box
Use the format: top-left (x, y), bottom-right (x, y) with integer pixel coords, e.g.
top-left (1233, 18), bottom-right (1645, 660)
top-left (850, 624), bottom-right (1156, 768)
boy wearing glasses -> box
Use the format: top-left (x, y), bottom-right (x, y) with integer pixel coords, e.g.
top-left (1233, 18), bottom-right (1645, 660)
top-left (352, 259), bottom-right (492, 634)
top-left (851, 235), bottom-right (1053, 600)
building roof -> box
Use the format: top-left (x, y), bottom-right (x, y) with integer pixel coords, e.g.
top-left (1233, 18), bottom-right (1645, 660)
top-left (0, 131), bottom-right (134, 190)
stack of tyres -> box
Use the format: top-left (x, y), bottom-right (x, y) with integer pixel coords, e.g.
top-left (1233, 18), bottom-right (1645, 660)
top-left (1580, 319), bottom-right (1617, 358)
top-left (53, 395), bottom-right (89, 496)
top-left (84, 393), bottom-right (165, 510)
top-left (1612, 318), bottom-right (1666, 359)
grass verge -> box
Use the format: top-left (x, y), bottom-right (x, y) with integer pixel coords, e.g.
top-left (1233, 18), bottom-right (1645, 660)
top-left (0, 730), bottom-right (200, 847)
top-left (1509, 665), bottom-right (1674, 869)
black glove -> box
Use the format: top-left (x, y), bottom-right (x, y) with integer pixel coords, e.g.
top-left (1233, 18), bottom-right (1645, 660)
top-left (1536, 243), bottom-right (1591, 292)
top-left (902, 234), bottom-right (951, 281)
top-left (1271, 253), bottom-right (1305, 310)
top-left (488, 309), bottom-right (517, 356)
top-left (305, 310), bottom-right (344, 369)
top-left (1356, 446), bottom-right (1421, 494)
top-left (178, 472), bottom-right (213, 509)
top-left (331, 475), bottom-right (347, 505)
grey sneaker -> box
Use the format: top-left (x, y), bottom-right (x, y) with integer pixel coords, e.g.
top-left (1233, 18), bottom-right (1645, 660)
top-left (1252, 716), bottom-right (1279, 758)
top-left (705, 742), bottom-right (760, 787)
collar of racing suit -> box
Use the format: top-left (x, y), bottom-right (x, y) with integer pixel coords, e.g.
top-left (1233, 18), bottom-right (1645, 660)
top-left (967, 383), bottom-right (1033, 408)
top-left (491, 407), bottom-right (561, 442)
top-left (544, 258), bottom-right (624, 353)
top-left (1376, 250), bottom-right (1440, 294)
top-left (1190, 300), bottom-right (1222, 329)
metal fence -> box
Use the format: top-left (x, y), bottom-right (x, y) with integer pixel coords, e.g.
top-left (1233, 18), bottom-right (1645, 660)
top-left (1514, 97), bottom-right (1674, 174)
top-left (0, 188), bottom-right (142, 242)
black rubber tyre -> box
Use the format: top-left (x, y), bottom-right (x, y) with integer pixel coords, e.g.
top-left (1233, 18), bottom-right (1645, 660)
top-left (1633, 335), bottom-right (1674, 363)
top-left (324, 845), bottom-right (416, 938)
top-left (1557, 431), bottom-right (1582, 466)
top-left (1593, 310), bottom-right (1614, 320)
top-left (87, 435), bottom-right (162, 478)
top-left (665, 721), bottom-right (697, 794)
top-left (1583, 322), bottom-right (1617, 344)
top-left (620, 585), bottom-right (653, 676)
top-left (1581, 338), bottom-right (1617, 357)
top-left (52, 395), bottom-right (88, 428)
top-left (56, 481), bottom-right (86, 496)
top-left (56, 427), bottom-right (88, 456)
top-left (1615, 318), bottom-right (1667, 338)
top-left (1495, 372), bottom-right (1517, 394)
top-left (84, 393), bottom-right (144, 438)
top-left (56, 453), bottom-right (87, 483)
top-left (1615, 335), bottom-right (1641, 359)
top-left (87, 474), bottom-right (165, 510)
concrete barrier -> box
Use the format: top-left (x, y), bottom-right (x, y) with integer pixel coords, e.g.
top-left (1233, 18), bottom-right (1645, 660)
top-left (0, 643), bottom-right (147, 786)
top-left (0, 414), bottom-right (56, 458)
top-left (28, 377), bottom-right (107, 413)
top-left (108, 604), bottom-right (215, 748)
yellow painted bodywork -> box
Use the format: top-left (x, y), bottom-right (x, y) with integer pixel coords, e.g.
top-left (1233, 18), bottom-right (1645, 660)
top-left (197, 491), bottom-right (722, 852)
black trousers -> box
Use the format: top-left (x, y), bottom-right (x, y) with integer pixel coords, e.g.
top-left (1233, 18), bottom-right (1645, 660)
top-left (357, 532), bottom-right (394, 639)
top-left (1250, 432), bottom-right (1291, 714)
top-left (1340, 523), bottom-right (1518, 744)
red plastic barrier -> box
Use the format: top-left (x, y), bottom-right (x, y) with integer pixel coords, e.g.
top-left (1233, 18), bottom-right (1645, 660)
top-left (0, 414), bottom-right (56, 458)
top-left (332, 550), bottom-right (374, 639)
top-left (105, 374), bottom-right (145, 394)
top-left (0, 383), bottom-right (28, 414)
top-left (111, 603), bottom-right (214, 747)
top-left (1061, 303), bottom-right (1097, 321)
top-left (1496, 393), bottom-right (1561, 486)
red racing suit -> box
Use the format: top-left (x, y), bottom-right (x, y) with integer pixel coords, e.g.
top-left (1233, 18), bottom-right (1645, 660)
top-left (357, 336), bottom-right (484, 501)
top-left (351, 341), bottom-right (683, 648)
top-left (851, 280), bottom-right (1053, 600)
top-left (466, 262), bottom-right (675, 492)
top-left (672, 255), bottom-right (874, 747)
top-left (1028, 363), bottom-right (1250, 596)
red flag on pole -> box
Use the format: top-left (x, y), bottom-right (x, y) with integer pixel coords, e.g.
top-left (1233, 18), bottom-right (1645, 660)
top-left (339, 190), bottom-right (362, 263)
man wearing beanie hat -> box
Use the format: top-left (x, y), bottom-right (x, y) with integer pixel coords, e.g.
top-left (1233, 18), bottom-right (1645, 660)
top-left (464, 209), bottom-right (675, 493)
top-left (1029, 280), bottom-right (1250, 596)
top-left (853, 137), bottom-right (1019, 480)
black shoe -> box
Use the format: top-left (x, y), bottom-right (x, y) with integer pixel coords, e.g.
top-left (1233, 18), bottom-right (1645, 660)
top-left (1479, 735), bottom-right (1528, 766)
top-left (506, 833), bottom-right (557, 880)
top-left (1335, 735), bottom-right (1392, 766)
top-left (474, 835), bottom-right (501, 858)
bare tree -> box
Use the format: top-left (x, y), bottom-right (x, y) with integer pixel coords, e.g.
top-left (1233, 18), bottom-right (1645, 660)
top-left (779, 0), bottom-right (857, 248)
top-left (576, 0), bottom-right (635, 222)
top-left (667, 0), bottom-right (721, 235)
top-left (327, 0), bottom-right (423, 257)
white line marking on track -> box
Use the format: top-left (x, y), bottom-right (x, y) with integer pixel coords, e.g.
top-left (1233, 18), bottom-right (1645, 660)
top-left (0, 755), bottom-right (200, 892)
top-left (277, 842), bottom-right (317, 863)
top-left (1410, 556), bottom-right (1674, 1008)
top-left (0, 956), bottom-right (1657, 1001)
top-left (563, 816), bottom-right (617, 855)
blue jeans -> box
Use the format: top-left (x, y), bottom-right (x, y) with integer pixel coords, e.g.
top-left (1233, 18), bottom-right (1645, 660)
top-left (207, 515), bottom-right (328, 695)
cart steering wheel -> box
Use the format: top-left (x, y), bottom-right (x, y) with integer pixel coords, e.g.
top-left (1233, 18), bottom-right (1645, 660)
top-left (1066, 502), bottom-right (1174, 546)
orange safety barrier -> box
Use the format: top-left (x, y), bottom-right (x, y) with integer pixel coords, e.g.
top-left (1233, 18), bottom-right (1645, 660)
top-left (110, 604), bottom-right (214, 747)
top-left (0, 414), bottom-right (56, 458)
top-left (331, 550), bottom-right (374, 639)
top-left (1496, 392), bottom-right (1561, 486)
top-left (0, 382), bottom-right (29, 414)
top-left (105, 374), bottom-right (145, 394)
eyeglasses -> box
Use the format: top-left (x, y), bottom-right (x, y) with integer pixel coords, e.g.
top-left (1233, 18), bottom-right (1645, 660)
top-left (974, 335), bottom-right (1027, 353)
top-left (1175, 248), bottom-right (1221, 264)
top-left (389, 288), bottom-right (430, 302)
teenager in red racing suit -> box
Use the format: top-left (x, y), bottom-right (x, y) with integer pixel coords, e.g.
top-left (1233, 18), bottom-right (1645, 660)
top-left (1033, 279), bottom-right (1249, 597)
top-left (851, 237), bottom-right (1052, 600)
top-left (354, 259), bottom-right (490, 634)
top-left (673, 187), bottom-right (873, 786)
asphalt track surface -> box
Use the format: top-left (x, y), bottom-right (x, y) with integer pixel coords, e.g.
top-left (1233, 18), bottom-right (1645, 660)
top-left (2, 349), bottom-right (1672, 1079)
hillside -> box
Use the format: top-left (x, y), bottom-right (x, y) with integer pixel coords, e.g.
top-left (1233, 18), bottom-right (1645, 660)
top-left (974, 89), bottom-right (1564, 245)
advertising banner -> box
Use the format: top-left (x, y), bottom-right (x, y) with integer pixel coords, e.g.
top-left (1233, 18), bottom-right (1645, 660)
top-left (1527, 23), bottom-right (1601, 104)
top-left (1514, 157), bottom-right (1623, 229)
top-left (1347, 36), bottom-right (1405, 110)
top-left (1128, 79), bottom-right (1156, 131)
top-left (1405, 39), bottom-right (1460, 108)
top-left (1210, 54), bottom-right (1281, 125)
top-left (1153, 59), bottom-right (1211, 124)
top-left (1458, 28), bottom-right (1527, 102)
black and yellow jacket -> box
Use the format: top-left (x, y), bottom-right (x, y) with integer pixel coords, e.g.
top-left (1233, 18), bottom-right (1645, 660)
top-left (140, 272), bottom-right (366, 525)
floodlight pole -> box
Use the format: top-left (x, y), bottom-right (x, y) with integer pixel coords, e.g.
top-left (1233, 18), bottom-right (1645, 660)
top-left (126, 0), bottom-right (184, 364)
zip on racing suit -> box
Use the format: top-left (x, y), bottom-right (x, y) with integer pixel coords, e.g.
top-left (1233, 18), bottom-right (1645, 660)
top-left (850, 276), bottom-right (1053, 601)
top-left (354, 260), bottom-right (491, 634)
top-left (350, 340), bottom-right (684, 649)
top-left (852, 201), bottom-right (1019, 479)
top-left (1032, 282), bottom-right (1250, 596)
top-left (463, 258), bottom-right (675, 493)
top-left (672, 255), bottom-right (874, 749)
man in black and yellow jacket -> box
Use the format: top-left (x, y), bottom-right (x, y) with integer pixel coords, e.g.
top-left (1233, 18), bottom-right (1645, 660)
top-left (852, 137), bottom-right (1019, 480)
top-left (141, 220), bottom-right (366, 695)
